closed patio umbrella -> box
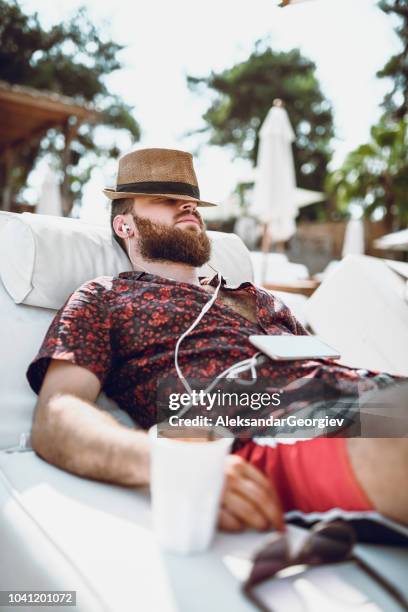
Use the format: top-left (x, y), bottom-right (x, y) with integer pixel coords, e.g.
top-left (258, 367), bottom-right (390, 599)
top-left (37, 169), bottom-right (63, 216)
top-left (250, 100), bottom-right (298, 251)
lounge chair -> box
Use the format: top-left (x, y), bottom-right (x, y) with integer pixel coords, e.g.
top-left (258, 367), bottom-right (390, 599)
top-left (0, 212), bottom-right (406, 611)
top-left (305, 254), bottom-right (408, 377)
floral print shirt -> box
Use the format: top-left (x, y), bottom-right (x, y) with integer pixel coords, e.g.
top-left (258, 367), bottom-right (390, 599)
top-left (26, 271), bottom-right (387, 430)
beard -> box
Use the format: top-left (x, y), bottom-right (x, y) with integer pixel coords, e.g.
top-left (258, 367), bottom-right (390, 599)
top-left (131, 213), bottom-right (211, 267)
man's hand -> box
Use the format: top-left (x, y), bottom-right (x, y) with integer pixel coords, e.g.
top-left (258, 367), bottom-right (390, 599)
top-left (218, 454), bottom-right (284, 532)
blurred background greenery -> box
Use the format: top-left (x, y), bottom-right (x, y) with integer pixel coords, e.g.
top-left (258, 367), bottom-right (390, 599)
top-left (0, 0), bottom-right (406, 233)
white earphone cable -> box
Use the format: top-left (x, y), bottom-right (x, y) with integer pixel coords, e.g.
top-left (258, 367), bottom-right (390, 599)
top-left (124, 226), bottom-right (260, 413)
top-left (174, 271), bottom-right (223, 395)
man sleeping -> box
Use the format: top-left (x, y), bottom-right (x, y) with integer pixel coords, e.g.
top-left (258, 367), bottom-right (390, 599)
top-left (27, 148), bottom-right (408, 532)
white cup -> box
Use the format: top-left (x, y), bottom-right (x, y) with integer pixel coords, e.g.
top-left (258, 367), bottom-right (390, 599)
top-left (148, 425), bottom-right (232, 555)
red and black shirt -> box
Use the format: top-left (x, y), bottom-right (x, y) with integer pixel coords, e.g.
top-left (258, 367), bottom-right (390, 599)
top-left (27, 271), bottom-right (386, 429)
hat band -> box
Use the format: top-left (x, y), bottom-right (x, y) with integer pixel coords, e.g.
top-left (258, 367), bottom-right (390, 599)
top-left (116, 181), bottom-right (200, 199)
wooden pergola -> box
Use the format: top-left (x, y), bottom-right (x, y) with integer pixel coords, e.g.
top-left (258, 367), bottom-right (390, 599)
top-left (0, 80), bottom-right (100, 214)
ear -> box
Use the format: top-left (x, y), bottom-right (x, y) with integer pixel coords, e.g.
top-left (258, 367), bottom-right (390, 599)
top-left (113, 214), bottom-right (134, 238)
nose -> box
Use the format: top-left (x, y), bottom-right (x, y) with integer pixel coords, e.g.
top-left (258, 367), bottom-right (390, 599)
top-left (179, 200), bottom-right (198, 213)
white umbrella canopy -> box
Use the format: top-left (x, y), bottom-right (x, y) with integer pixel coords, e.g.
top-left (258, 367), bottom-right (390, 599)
top-left (295, 187), bottom-right (325, 208)
top-left (244, 181), bottom-right (325, 209)
top-left (249, 103), bottom-right (298, 242)
top-left (200, 193), bottom-right (240, 222)
top-left (374, 228), bottom-right (408, 251)
top-left (37, 169), bottom-right (63, 216)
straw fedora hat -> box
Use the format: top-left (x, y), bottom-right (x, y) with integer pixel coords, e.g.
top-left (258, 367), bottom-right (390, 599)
top-left (103, 148), bottom-right (217, 207)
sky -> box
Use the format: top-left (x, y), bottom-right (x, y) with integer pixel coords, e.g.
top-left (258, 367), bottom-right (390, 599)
top-left (20, 0), bottom-right (401, 223)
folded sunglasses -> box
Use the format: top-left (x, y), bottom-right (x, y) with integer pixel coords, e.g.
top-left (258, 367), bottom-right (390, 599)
top-left (243, 521), bottom-right (408, 612)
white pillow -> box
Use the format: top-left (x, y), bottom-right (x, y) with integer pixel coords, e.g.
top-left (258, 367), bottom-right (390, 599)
top-left (0, 212), bottom-right (253, 309)
top-left (0, 212), bottom-right (130, 309)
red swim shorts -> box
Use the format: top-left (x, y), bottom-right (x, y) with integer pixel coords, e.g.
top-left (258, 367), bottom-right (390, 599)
top-left (235, 437), bottom-right (373, 514)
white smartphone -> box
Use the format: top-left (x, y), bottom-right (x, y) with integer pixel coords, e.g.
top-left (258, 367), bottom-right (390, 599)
top-left (249, 335), bottom-right (341, 361)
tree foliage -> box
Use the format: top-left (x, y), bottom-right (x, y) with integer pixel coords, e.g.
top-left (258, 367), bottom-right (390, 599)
top-left (187, 42), bottom-right (334, 193)
top-left (327, 116), bottom-right (408, 230)
top-left (0, 0), bottom-right (140, 213)
top-left (328, 1), bottom-right (408, 230)
top-left (377, 0), bottom-right (408, 118)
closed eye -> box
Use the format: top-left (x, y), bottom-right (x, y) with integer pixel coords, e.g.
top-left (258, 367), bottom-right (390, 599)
top-left (152, 197), bottom-right (177, 205)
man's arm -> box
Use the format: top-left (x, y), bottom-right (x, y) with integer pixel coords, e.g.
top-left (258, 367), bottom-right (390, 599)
top-left (32, 359), bottom-right (283, 530)
top-left (31, 359), bottom-right (150, 486)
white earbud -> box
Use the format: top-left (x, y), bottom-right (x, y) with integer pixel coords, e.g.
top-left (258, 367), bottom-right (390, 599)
top-left (123, 224), bottom-right (131, 235)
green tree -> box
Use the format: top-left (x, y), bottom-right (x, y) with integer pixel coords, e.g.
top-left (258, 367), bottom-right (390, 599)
top-left (187, 42), bottom-right (334, 194)
top-left (0, 0), bottom-right (140, 214)
top-left (377, 0), bottom-right (408, 118)
top-left (327, 116), bottom-right (408, 231)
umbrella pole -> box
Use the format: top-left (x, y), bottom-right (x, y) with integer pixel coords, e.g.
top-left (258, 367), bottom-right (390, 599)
top-left (261, 223), bottom-right (271, 253)
top-left (261, 223), bottom-right (271, 284)
top-left (260, 224), bottom-right (287, 284)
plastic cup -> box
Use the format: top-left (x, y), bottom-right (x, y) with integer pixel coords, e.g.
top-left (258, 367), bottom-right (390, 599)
top-left (148, 425), bottom-right (232, 554)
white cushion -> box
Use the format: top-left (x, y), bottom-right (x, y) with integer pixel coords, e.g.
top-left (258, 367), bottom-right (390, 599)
top-left (0, 212), bottom-right (253, 309)
top-left (0, 451), bottom-right (283, 612)
top-left (0, 212), bottom-right (130, 309)
top-left (1, 452), bottom-right (407, 611)
top-left (250, 251), bottom-right (309, 286)
top-left (305, 255), bottom-right (408, 376)
top-left (0, 212), bottom-right (253, 448)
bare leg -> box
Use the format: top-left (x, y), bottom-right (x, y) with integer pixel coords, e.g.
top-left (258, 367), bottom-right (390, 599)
top-left (347, 437), bottom-right (408, 524)
top-left (347, 382), bottom-right (408, 524)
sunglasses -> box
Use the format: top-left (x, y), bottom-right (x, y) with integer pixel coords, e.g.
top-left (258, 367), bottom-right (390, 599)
top-left (243, 521), bottom-right (408, 612)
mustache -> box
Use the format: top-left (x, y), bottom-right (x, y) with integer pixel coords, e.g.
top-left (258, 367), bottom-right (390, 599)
top-left (175, 210), bottom-right (204, 227)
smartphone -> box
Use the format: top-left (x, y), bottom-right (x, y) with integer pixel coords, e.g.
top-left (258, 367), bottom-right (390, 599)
top-left (249, 335), bottom-right (340, 361)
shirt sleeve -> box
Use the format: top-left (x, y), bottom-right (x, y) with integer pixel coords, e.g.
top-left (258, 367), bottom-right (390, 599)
top-left (275, 296), bottom-right (309, 336)
top-left (26, 278), bottom-right (113, 394)
top-left (262, 289), bottom-right (309, 336)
